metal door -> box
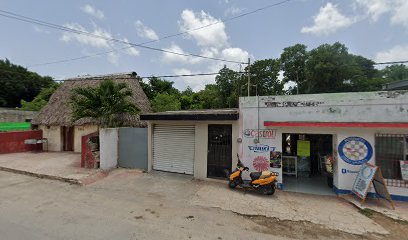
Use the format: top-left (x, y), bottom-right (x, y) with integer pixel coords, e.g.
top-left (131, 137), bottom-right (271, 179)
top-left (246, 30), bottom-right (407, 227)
top-left (207, 124), bottom-right (232, 179)
top-left (153, 124), bottom-right (195, 174)
top-left (118, 128), bottom-right (148, 169)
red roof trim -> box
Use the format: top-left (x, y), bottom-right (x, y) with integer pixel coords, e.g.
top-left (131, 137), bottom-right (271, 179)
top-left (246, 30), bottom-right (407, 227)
top-left (263, 122), bottom-right (408, 128)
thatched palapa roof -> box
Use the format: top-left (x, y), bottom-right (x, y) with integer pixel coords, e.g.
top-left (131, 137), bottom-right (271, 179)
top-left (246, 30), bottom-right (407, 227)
top-left (32, 72), bottom-right (152, 127)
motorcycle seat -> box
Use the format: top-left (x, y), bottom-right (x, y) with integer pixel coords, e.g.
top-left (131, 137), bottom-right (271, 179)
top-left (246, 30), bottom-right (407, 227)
top-left (250, 172), bottom-right (262, 180)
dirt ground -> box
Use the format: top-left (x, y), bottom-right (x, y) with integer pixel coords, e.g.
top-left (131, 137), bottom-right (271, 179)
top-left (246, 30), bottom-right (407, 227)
top-left (0, 169), bottom-right (407, 240)
top-left (242, 211), bottom-right (407, 240)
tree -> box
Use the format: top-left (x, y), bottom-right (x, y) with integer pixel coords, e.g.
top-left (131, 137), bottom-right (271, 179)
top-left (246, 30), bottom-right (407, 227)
top-left (0, 59), bottom-right (54, 108)
top-left (152, 93), bottom-right (181, 112)
top-left (195, 84), bottom-right (223, 109)
top-left (248, 59), bottom-right (283, 96)
top-left (71, 79), bottom-right (139, 128)
top-left (19, 83), bottom-right (61, 111)
top-left (280, 44), bottom-right (308, 94)
top-left (140, 76), bottom-right (180, 99)
top-left (215, 66), bottom-right (241, 108)
top-left (381, 64), bottom-right (408, 82)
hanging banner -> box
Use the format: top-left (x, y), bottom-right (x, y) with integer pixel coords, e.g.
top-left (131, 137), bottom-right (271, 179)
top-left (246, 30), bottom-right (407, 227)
top-left (297, 140), bottom-right (310, 157)
top-left (401, 161), bottom-right (408, 181)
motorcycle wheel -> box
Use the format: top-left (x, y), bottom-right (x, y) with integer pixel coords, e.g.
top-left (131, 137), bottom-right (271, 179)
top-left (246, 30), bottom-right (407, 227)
top-left (261, 184), bottom-right (275, 195)
top-left (228, 180), bottom-right (237, 189)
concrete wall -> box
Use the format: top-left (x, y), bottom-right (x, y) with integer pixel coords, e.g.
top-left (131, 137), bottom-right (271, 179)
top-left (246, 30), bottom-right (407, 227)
top-left (40, 125), bottom-right (61, 151)
top-left (99, 128), bottom-right (118, 170)
top-left (74, 125), bottom-right (98, 153)
top-left (240, 91), bottom-right (408, 123)
top-left (0, 108), bottom-right (37, 122)
top-left (147, 120), bottom-right (239, 180)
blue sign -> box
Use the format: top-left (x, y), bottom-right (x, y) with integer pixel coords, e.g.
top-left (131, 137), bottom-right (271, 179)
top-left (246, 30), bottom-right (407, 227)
top-left (338, 137), bottom-right (373, 165)
top-left (248, 144), bottom-right (275, 153)
top-left (341, 168), bottom-right (360, 174)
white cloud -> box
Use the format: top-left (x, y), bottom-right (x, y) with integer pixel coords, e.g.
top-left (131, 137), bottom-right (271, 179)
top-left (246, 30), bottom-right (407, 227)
top-left (375, 45), bottom-right (408, 64)
top-left (224, 6), bottom-right (245, 16)
top-left (122, 38), bottom-right (140, 56)
top-left (33, 25), bottom-right (50, 34)
top-left (221, 48), bottom-right (249, 63)
top-left (135, 20), bottom-right (159, 40)
top-left (161, 44), bottom-right (201, 64)
top-left (354, 0), bottom-right (391, 21)
top-left (61, 23), bottom-right (112, 49)
top-left (355, 0), bottom-right (408, 29)
top-left (390, 1), bottom-right (408, 29)
top-left (172, 68), bottom-right (215, 91)
top-left (81, 4), bottom-right (104, 19)
top-left (301, 3), bottom-right (355, 36)
top-left (179, 9), bottom-right (229, 49)
top-left (107, 52), bottom-right (119, 65)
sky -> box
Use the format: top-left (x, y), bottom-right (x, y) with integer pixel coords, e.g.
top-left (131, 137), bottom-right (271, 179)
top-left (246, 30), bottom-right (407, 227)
top-left (0, 0), bottom-right (407, 91)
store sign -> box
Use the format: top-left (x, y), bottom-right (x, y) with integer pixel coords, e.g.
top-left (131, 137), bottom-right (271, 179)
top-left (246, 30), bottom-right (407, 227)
top-left (341, 168), bottom-right (359, 174)
top-left (248, 144), bottom-right (275, 153)
top-left (338, 137), bottom-right (373, 165)
top-left (352, 163), bottom-right (377, 199)
top-left (243, 129), bottom-right (276, 139)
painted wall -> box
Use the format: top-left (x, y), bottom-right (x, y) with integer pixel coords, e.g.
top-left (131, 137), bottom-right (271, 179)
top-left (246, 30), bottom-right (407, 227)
top-left (99, 128), bottom-right (118, 170)
top-left (240, 91), bottom-right (408, 123)
top-left (240, 92), bottom-right (408, 199)
top-left (146, 120), bottom-right (239, 180)
top-left (40, 125), bottom-right (61, 151)
top-left (0, 130), bottom-right (42, 153)
top-left (74, 125), bottom-right (98, 153)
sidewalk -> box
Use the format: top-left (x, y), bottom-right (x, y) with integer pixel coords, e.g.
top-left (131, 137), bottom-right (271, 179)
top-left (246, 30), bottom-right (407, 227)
top-left (0, 152), bottom-right (108, 185)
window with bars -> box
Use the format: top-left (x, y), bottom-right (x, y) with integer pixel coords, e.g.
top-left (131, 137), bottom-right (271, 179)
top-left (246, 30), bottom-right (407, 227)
top-left (375, 134), bottom-right (408, 188)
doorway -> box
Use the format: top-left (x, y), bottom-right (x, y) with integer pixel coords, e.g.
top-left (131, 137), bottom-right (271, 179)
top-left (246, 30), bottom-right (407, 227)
top-left (207, 124), bottom-right (232, 179)
top-left (62, 126), bottom-right (74, 151)
top-left (282, 133), bottom-right (335, 195)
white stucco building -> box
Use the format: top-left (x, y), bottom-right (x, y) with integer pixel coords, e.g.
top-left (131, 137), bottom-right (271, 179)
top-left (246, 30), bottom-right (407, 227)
top-left (239, 91), bottom-right (408, 201)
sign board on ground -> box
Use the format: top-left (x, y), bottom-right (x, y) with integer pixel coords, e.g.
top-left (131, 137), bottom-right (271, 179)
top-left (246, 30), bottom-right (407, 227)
top-left (351, 163), bottom-right (395, 209)
top-left (297, 140), bottom-right (310, 157)
top-left (352, 163), bottom-right (377, 199)
top-left (401, 161), bottom-right (408, 181)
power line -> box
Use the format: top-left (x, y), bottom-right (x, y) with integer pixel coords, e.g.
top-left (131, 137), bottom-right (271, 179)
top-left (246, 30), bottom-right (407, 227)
top-left (0, 11), bottom-right (244, 65)
top-left (374, 60), bottom-right (408, 65)
top-left (0, 1), bottom-right (292, 67)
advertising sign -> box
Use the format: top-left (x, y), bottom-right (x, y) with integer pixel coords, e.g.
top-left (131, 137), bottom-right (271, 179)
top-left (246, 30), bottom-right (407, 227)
top-left (248, 144), bottom-right (275, 153)
top-left (401, 161), bottom-right (408, 181)
top-left (338, 137), bottom-right (373, 165)
top-left (297, 140), bottom-right (310, 157)
top-left (352, 163), bottom-right (377, 199)
top-left (243, 129), bottom-right (276, 139)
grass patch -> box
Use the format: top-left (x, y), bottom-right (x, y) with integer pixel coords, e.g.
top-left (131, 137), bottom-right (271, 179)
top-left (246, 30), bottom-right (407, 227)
top-left (0, 122), bottom-right (31, 132)
top-left (359, 208), bottom-right (375, 217)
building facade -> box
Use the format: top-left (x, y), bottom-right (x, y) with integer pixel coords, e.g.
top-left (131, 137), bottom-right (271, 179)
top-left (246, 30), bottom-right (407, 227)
top-left (239, 91), bottom-right (408, 201)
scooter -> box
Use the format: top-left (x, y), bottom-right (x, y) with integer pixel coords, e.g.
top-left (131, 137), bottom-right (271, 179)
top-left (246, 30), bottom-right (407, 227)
top-left (228, 154), bottom-right (279, 195)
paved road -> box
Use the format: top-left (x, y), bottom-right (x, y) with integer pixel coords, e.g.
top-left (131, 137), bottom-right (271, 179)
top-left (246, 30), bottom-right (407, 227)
top-left (0, 170), bottom-right (291, 240)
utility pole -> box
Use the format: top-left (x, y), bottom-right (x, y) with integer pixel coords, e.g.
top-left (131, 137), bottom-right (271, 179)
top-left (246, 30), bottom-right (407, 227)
top-left (247, 58), bottom-right (251, 97)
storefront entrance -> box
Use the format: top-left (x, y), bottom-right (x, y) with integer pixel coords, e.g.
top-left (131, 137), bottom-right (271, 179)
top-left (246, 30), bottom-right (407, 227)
top-left (207, 124), bottom-right (232, 179)
top-left (282, 133), bottom-right (335, 195)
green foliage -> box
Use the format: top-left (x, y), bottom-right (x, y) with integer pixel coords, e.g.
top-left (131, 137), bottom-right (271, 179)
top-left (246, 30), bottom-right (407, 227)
top-left (280, 44), bottom-right (308, 94)
top-left (0, 59), bottom-right (54, 108)
top-left (19, 83), bottom-right (61, 111)
top-left (195, 84), bottom-right (223, 109)
top-left (215, 66), bottom-right (242, 108)
top-left (381, 64), bottom-right (408, 82)
top-left (152, 93), bottom-right (181, 112)
top-left (139, 76), bottom-right (180, 99)
top-left (248, 59), bottom-right (283, 96)
top-left (71, 79), bottom-right (139, 128)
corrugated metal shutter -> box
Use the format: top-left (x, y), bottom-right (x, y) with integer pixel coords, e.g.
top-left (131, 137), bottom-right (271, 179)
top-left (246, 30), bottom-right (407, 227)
top-left (153, 124), bottom-right (195, 175)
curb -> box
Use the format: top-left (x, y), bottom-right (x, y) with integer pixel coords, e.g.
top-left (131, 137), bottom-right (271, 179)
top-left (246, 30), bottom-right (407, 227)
top-left (0, 166), bottom-right (81, 185)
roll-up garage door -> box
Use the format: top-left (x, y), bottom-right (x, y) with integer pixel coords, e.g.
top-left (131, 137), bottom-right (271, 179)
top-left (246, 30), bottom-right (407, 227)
top-left (153, 125), bottom-right (195, 174)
